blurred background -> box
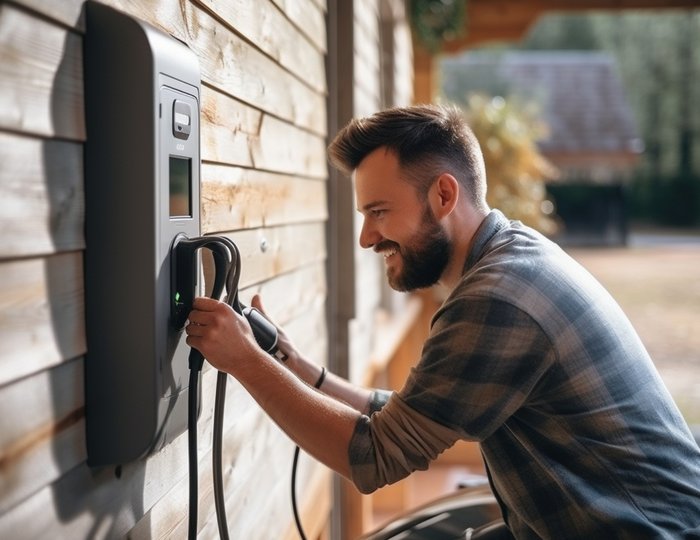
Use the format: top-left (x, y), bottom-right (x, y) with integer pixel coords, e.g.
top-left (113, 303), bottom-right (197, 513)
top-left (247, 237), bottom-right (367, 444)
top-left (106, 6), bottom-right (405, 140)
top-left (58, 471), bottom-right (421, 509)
top-left (433, 8), bottom-right (700, 427)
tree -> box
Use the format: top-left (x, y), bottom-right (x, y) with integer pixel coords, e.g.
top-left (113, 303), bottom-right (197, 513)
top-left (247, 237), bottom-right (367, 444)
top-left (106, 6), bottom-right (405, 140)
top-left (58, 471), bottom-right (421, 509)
top-left (460, 94), bottom-right (559, 235)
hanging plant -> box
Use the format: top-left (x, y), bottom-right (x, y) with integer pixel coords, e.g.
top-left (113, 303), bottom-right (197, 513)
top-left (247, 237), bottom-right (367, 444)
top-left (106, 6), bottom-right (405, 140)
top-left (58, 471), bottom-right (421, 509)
top-left (410, 0), bottom-right (467, 53)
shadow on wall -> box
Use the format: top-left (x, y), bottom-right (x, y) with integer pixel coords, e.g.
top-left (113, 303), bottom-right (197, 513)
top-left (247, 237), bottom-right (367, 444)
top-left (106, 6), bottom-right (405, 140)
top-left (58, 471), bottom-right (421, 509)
top-left (46, 5), bottom-right (148, 537)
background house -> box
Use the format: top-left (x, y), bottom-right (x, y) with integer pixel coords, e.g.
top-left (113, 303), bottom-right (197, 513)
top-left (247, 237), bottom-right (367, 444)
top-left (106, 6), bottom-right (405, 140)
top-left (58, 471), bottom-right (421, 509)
top-left (442, 50), bottom-right (643, 245)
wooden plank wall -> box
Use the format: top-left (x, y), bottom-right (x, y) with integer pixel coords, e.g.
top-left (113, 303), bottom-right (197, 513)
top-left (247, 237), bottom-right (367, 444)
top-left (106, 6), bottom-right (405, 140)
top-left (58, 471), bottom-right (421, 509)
top-left (347, 0), bottom-right (414, 385)
top-left (0, 0), bottom-right (330, 538)
top-left (333, 1), bottom-right (417, 538)
top-left (385, 0), bottom-right (413, 109)
top-left (348, 0), bottom-right (384, 386)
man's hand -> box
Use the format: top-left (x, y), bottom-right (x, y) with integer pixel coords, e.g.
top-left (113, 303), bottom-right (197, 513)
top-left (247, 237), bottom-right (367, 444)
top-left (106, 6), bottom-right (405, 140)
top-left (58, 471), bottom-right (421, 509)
top-left (185, 297), bottom-right (260, 374)
top-left (186, 295), bottom-right (361, 483)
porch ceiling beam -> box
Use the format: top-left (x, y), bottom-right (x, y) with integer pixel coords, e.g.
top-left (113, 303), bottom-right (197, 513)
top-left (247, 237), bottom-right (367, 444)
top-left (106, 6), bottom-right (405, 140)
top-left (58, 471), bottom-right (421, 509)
top-left (414, 0), bottom-right (699, 102)
top-left (441, 0), bottom-right (700, 52)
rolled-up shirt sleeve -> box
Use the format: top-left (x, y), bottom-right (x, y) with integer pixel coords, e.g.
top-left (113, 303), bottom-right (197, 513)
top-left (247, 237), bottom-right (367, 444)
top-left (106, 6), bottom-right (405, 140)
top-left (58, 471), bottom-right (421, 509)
top-left (367, 389), bottom-right (392, 415)
top-left (348, 392), bottom-right (461, 494)
top-left (347, 293), bottom-right (553, 495)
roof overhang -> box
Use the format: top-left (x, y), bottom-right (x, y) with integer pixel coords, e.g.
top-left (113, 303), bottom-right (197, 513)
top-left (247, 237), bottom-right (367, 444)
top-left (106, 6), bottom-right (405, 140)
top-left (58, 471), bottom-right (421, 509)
top-left (442, 0), bottom-right (700, 52)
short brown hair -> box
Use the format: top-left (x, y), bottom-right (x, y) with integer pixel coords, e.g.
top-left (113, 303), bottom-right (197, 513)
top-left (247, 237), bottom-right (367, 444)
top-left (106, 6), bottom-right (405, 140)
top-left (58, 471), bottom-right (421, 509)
top-left (328, 104), bottom-right (487, 208)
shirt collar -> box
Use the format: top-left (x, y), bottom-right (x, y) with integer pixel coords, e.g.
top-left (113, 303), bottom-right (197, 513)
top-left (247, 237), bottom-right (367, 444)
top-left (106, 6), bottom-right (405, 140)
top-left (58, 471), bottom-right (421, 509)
top-left (463, 209), bottom-right (509, 274)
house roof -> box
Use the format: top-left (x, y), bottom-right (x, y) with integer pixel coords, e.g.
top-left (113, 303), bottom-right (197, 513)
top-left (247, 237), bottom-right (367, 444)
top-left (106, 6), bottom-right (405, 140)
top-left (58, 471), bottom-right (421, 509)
top-left (442, 51), bottom-right (644, 179)
top-left (497, 51), bottom-right (642, 155)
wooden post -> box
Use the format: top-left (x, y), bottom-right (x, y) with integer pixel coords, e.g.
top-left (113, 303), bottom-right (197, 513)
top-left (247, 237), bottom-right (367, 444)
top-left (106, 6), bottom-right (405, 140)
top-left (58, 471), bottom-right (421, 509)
top-left (412, 41), bottom-right (434, 105)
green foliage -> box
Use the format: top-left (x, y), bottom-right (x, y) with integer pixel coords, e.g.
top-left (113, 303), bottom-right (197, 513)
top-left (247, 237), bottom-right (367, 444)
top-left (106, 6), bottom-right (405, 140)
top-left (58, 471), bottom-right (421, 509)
top-left (630, 173), bottom-right (700, 226)
top-left (460, 94), bottom-right (559, 235)
top-left (410, 0), bottom-right (466, 52)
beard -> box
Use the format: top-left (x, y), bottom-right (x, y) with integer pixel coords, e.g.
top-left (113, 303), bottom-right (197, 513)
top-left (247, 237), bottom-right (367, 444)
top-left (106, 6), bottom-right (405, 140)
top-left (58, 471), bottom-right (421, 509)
top-left (378, 207), bottom-right (452, 292)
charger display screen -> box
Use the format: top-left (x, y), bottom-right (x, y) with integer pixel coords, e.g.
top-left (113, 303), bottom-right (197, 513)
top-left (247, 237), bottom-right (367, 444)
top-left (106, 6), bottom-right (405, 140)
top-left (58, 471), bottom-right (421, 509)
top-left (169, 156), bottom-right (191, 218)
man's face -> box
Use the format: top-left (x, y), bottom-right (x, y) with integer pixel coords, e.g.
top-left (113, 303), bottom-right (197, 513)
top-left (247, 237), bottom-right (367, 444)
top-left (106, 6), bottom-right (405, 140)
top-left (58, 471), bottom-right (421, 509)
top-left (354, 148), bottom-right (452, 291)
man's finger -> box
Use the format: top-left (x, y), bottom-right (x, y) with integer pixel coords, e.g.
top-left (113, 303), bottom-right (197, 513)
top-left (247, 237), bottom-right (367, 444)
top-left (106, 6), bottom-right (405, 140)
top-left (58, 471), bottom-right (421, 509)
top-left (186, 308), bottom-right (212, 326)
top-left (251, 294), bottom-right (265, 313)
top-left (192, 296), bottom-right (222, 311)
top-left (185, 320), bottom-right (205, 336)
top-left (185, 335), bottom-right (201, 349)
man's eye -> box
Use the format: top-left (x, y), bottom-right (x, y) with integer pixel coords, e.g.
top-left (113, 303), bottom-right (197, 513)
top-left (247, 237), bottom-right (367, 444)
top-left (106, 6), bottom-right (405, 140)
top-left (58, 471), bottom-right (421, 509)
top-left (371, 209), bottom-right (386, 218)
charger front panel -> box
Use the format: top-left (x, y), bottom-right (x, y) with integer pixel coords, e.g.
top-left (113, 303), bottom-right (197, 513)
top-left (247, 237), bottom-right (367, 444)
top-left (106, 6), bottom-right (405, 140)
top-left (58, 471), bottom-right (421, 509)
top-left (83, 1), bottom-right (201, 466)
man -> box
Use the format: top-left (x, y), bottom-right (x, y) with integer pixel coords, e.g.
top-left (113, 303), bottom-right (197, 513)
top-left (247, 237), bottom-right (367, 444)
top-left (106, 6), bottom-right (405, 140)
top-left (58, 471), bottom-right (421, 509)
top-left (186, 105), bottom-right (700, 538)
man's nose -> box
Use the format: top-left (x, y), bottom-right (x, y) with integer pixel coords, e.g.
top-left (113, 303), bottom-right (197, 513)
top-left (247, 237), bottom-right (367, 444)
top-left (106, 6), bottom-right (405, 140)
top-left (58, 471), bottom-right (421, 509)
top-left (359, 219), bottom-right (381, 249)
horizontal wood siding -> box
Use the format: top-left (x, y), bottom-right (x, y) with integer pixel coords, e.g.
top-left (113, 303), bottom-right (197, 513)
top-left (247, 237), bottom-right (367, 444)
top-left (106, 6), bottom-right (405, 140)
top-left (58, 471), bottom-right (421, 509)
top-left (348, 0), bottom-right (385, 384)
top-left (0, 134), bottom-right (84, 258)
top-left (0, 4), bottom-right (84, 140)
top-left (334, 2), bottom-right (416, 535)
top-left (0, 254), bottom-right (85, 385)
top-left (386, 0), bottom-right (414, 107)
top-left (0, 0), bottom-right (329, 538)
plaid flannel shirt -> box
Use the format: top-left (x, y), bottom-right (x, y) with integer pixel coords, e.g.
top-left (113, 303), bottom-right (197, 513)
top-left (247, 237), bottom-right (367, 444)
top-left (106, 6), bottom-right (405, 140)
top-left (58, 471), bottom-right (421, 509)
top-left (349, 210), bottom-right (700, 539)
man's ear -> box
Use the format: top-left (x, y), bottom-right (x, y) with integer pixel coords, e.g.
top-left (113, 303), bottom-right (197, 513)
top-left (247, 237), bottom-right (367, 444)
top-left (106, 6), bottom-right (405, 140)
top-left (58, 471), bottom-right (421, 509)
top-left (429, 173), bottom-right (459, 219)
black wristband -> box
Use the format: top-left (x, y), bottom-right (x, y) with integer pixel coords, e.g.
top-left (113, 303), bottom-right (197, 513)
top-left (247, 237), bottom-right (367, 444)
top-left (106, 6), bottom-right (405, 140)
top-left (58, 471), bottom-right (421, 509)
top-left (313, 366), bottom-right (327, 389)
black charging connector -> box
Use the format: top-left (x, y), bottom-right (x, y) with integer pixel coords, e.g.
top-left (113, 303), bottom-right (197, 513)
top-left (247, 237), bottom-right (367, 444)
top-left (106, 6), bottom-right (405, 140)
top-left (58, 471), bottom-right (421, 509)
top-left (242, 306), bottom-right (278, 352)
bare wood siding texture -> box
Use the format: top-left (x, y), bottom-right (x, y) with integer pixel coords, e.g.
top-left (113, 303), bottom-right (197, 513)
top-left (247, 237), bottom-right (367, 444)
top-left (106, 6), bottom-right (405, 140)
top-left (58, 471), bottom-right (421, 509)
top-left (345, 0), bottom-right (414, 387)
top-left (348, 0), bottom-right (386, 385)
top-left (384, 0), bottom-right (413, 107)
top-left (325, 1), bottom-right (416, 536)
top-left (0, 0), bottom-right (329, 538)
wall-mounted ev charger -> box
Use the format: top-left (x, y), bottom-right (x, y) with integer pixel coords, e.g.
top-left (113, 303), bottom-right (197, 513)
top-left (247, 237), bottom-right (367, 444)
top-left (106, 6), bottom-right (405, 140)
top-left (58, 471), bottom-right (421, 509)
top-left (83, 1), bottom-right (202, 466)
top-left (83, 5), bottom-right (309, 539)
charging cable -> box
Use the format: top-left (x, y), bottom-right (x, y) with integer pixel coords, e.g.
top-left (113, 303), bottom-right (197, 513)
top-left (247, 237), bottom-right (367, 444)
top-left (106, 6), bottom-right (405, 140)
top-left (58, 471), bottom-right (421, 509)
top-left (203, 235), bottom-right (294, 540)
top-left (174, 234), bottom-right (314, 540)
top-left (291, 365), bottom-right (326, 540)
top-left (209, 235), bottom-right (242, 540)
top-left (172, 236), bottom-right (233, 540)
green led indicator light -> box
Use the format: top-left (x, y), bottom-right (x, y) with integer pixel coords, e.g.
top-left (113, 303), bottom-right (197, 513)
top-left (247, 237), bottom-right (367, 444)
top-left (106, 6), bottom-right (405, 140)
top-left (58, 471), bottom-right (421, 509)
top-left (175, 291), bottom-right (181, 303)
